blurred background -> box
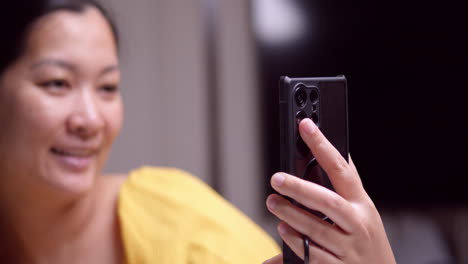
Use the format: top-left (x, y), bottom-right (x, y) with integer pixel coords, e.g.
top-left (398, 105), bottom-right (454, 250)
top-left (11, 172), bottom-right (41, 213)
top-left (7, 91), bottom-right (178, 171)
top-left (101, 0), bottom-right (467, 263)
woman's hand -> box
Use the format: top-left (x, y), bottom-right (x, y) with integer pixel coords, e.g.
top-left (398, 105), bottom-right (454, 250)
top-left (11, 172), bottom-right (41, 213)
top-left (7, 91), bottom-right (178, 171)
top-left (264, 118), bottom-right (396, 264)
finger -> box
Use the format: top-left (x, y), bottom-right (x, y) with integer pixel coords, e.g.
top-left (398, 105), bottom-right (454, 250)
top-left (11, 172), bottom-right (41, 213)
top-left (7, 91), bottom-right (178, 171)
top-left (299, 118), bottom-right (364, 201)
top-left (262, 254), bottom-right (283, 264)
top-left (348, 154), bottom-right (360, 178)
top-left (266, 194), bottom-right (347, 257)
top-left (270, 173), bottom-right (358, 233)
top-left (278, 222), bottom-right (342, 264)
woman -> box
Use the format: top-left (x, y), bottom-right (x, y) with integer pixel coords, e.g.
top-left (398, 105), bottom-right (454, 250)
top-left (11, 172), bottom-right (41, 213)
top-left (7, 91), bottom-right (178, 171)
top-left (0, 0), bottom-right (396, 263)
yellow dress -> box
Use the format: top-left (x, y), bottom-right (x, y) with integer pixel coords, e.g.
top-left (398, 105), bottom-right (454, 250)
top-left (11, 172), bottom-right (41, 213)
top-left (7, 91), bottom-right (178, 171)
top-left (118, 167), bottom-right (280, 264)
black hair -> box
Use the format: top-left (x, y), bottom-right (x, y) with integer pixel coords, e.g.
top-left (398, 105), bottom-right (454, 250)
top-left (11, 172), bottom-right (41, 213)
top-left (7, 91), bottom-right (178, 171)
top-left (0, 0), bottom-right (119, 76)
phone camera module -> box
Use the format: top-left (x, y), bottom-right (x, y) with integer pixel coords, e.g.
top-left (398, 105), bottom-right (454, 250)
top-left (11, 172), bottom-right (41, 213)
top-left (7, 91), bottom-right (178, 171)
top-left (311, 113), bottom-right (319, 124)
top-left (296, 111), bottom-right (307, 125)
top-left (310, 89), bottom-right (319, 103)
top-left (296, 136), bottom-right (310, 157)
top-left (294, 86), bottom-right (307, 107)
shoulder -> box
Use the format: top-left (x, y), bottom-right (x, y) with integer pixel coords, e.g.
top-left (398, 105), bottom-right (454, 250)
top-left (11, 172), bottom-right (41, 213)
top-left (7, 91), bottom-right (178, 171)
top-left (120, 166), bottom-right (207, 196)
top-left (118, 166), bottom-right (218, 212)
top-left (117, 166), bottom-right (280, 264)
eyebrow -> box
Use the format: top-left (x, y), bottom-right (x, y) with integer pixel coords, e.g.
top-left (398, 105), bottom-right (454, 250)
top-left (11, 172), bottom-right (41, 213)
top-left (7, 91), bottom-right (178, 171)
top-left (30, 59), bottom-right (119, 76)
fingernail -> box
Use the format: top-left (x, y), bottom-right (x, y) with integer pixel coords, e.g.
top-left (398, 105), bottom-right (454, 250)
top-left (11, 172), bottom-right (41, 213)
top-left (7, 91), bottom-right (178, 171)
top-left (278, 223), bottom-right (287, 235)
top-left (271, 173), bottom-right (285, 186)
top-left (302, 118), bottom-right (316, 134)
top-left (267, 196), bottom-right (277, 210)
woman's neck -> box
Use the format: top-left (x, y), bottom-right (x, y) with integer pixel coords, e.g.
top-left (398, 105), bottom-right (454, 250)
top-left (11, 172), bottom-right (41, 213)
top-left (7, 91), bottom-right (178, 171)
top-left (0, 175), bottom-right (125, 264)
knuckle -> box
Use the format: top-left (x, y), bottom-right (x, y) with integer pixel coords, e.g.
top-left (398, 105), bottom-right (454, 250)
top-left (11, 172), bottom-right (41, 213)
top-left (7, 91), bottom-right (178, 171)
top-left (312, 222), bottom-right (328, 244)
top-left (316, 141), bottom-right (328, 154)
top-left (353, 228), bottom-right (372, 257)
top-left (351, 215), bottom-right (372, 241)
top-left (323, 194), bottom-right (343, 211)
top-left (363, 197), bottom-right (377, 210)
top-left (329, 157), bottom-right (349, 175)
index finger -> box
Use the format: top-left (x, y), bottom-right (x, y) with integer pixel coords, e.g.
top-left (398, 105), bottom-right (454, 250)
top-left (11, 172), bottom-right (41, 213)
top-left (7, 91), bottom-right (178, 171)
top-left (299, 118), bottom-right (364, 201)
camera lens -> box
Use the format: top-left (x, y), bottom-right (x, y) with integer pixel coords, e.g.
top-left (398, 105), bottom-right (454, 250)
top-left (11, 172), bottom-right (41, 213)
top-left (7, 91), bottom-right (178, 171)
top-left (310, 89), bottom-right (319, 103)
top-left (311, 113), bottom-right (319, 124)
top-left (296, 136), bottom-right (310, 157)
top-left (296, 111), bottom-right (307, 125)
top-left (294, 86), bottom-right (307, 107)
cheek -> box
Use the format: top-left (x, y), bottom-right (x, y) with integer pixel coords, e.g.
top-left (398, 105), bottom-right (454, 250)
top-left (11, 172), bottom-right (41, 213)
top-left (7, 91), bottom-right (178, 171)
top-left (0, 97), bottom-right (16, 148)
top-left (20, 93), bottom-right (65, 142)
top-left (105, 98), bottom-right (123, 141)
top-left (14, 91), bottom-right (68, 154)
top-left (0, 87), bottom-right (64, 167)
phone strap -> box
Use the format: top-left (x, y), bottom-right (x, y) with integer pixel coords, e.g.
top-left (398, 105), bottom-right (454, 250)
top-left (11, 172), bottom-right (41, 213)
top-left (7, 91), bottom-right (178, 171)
top-left (303, 235), bottom-right (310, 264)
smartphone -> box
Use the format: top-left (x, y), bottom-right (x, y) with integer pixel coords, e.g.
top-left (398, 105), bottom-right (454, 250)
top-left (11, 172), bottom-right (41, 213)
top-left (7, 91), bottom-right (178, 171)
top-left (279, 75), bottom-right (349, 264)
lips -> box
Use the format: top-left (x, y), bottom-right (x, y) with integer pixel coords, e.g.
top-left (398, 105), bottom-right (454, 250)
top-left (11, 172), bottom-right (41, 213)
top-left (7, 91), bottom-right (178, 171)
top-left (50, 146), bottom-right (98, 171)
top-left (51, 147), bottom-right (95, 157)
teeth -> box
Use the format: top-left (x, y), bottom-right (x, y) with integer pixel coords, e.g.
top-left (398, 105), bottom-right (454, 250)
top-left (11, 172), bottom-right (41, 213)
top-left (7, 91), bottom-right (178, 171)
top-left (51, 148), bottom-right (93, 157)
top-left (51, 148), bottom-right (65, 155)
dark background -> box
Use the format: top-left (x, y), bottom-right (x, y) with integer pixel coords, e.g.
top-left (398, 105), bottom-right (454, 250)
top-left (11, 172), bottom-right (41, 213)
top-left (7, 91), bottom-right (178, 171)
top-left (256, 0), bottom-right (467, 205)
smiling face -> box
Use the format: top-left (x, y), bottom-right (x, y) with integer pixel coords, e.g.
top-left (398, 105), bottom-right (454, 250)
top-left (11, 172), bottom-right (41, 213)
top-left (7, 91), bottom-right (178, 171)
top-left (0, 7), bottom-right (122, 197)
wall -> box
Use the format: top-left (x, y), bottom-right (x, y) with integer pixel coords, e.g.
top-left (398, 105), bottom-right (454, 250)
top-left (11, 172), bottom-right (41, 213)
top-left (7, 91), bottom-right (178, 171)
top-left (101, 0), bottom-right (276, 236)
top-left (102, 0), bottom-right (211, 184)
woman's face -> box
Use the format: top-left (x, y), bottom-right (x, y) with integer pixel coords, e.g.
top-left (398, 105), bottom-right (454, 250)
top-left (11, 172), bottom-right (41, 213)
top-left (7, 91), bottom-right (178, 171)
top-left (0, 7), bottom-right (122, 196)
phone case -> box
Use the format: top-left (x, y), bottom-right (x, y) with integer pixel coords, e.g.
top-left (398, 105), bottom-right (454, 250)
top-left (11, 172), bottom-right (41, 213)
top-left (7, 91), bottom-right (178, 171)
top-left (279, 76), bottom-right (349, 264)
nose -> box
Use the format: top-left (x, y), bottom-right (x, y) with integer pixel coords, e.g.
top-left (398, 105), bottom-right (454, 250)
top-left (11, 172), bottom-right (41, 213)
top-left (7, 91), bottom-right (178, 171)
top-left (67, 88), bottom-right (104, 140)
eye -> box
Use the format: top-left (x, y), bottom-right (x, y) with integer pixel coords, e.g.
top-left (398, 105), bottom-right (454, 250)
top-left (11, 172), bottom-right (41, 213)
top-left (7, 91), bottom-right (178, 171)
top-left (100, 84), bottom-right (119, 94)
top-left (41, 79), bottom-right (70, 91)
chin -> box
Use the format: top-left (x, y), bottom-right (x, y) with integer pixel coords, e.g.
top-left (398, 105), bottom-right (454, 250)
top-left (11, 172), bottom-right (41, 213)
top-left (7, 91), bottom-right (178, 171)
top-left (42, 150), bottom-right (104, 197)
top-left (41, 164), bottom-right (99, 198)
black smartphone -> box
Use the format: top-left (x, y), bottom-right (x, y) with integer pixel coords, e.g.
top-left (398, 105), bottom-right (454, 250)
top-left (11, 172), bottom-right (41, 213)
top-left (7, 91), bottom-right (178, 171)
top-left (279, 76), bottom-right (349, 264)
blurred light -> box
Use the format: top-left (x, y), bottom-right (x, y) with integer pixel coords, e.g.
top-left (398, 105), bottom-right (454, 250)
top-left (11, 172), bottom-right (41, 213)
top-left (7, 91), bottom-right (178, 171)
top-left (253, 0), bottom-right (305, 46)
